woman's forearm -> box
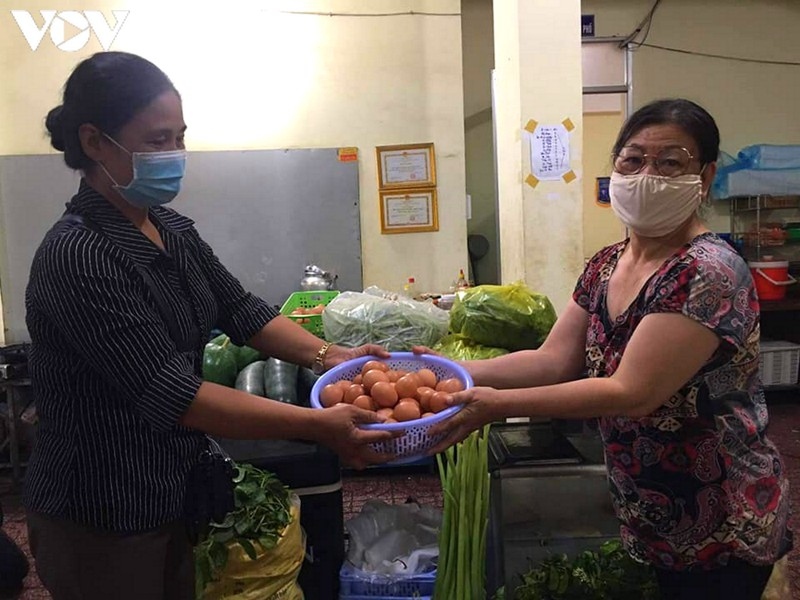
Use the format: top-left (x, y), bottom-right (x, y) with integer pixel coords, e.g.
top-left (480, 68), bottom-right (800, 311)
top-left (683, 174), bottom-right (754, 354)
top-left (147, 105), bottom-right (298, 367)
top-left (491, 376), bottom-right (648, 421)
top-left (463, 348), bottom-right (582, 390)
top-left (179, 381), bottom-right (323, 440)
top-left (246, 315), bottom-right (327, 368)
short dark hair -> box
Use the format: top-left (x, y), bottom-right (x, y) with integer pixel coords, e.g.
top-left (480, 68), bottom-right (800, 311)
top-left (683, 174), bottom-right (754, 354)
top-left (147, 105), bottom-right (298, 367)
top-left (612, 98), bottom-right (720, 165)
top-left (45, 52), bottom-right (178, 170)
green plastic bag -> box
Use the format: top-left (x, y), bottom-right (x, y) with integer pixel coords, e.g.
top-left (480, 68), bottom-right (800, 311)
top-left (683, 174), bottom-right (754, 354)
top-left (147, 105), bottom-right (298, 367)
top-left (433, 334), bottom-right (509, 361)
top-left (202, 338), bottom-right (238, 387)
top-left (449, 281), bottom-right (557, 351)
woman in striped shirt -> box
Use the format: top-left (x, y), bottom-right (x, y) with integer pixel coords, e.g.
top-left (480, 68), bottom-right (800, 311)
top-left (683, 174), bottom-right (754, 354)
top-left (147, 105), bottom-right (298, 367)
top-left (25, 51), bottom-right (394, 600)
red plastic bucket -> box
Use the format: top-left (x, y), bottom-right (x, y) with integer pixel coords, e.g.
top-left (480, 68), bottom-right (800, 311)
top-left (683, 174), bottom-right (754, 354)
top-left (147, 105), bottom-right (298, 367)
top-left (749, 260), bottom-right (796, 301)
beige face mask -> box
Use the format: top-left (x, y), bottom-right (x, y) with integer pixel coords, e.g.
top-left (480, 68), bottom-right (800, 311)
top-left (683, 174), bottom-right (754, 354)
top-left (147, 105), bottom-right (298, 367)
top-left (610, 172), bottom-right (704, 238)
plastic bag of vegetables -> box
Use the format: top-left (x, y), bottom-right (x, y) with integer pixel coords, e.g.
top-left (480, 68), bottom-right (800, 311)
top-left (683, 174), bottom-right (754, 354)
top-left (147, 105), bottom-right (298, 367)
top-left (197, 466), bottom-right (304, 600)
top-left (432, 334), bottom-right (509, 361)
top-left (449, 282), bottom-right (557, 351)
top-left (322, 287), bottom-right (450, 351)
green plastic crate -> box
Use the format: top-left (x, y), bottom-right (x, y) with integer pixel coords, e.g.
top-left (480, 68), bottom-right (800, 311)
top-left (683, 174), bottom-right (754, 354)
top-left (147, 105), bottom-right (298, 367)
top-left (280, 290), bottom-right (340, 337)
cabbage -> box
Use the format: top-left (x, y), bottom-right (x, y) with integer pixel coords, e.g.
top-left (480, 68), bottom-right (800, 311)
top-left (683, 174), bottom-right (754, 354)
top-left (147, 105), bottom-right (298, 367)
top-left (322, 287), bottom-right (450, 351)
top-left (432, 334), bottom-right (509, 361)
top-left (449, 281), bottom-right (556, 351)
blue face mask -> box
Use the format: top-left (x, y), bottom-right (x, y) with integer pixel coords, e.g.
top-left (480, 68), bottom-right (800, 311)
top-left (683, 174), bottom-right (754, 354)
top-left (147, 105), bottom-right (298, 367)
top-left (99, 134), bottom-right (187, 208)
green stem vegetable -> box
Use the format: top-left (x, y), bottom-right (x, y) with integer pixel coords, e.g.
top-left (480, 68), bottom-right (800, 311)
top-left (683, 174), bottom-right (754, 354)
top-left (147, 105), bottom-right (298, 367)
top-left (434, 426), bottom-right (491, 600)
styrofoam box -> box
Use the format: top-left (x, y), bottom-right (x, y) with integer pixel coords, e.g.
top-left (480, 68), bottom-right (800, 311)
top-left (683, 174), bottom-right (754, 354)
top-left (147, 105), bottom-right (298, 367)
top-left (760, 340), bottom-right (800, 386)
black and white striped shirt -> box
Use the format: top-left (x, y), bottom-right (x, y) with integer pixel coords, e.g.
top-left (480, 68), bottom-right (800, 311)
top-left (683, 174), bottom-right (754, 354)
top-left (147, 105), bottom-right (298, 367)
top-left (24, 180), bottom-right (278, 532)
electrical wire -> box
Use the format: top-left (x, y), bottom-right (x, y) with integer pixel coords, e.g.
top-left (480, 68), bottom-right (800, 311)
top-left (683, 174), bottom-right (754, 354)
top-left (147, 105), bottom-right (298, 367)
top-left (638, 42), bottom-right (800, 67)
top-left (277, 10), bottom-right (459, 18)
top-left (619, 0), bottom-right (662, 49)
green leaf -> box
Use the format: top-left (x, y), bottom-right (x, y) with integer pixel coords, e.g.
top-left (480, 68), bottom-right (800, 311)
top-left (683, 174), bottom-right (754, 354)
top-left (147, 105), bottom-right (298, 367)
top-left (258, 535), bottom-right (278, 551)
top-left (208, 541), bottom-right (229, 572)
top-left (239, 538), bottom-right (258, 560)
top-left (195, 552), bottom-right (213, 598)
top-left (210, 528), bottom-right (235, 543)
top-left (234, 516), bottom-right (255, 536)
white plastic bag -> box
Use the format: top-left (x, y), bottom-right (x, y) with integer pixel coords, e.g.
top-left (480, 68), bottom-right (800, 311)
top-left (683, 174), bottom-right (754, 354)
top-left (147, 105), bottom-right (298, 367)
top-left (322, 287), bottom-right (449, 351)
top-left (345, 500), bottom-right (442, 576)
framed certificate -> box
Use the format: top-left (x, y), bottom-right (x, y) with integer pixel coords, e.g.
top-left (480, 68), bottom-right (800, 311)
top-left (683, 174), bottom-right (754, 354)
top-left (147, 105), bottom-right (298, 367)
top-left (376, 143), bottom-right (436, 189)
top-left (379, 189), bottom-right (439, 234)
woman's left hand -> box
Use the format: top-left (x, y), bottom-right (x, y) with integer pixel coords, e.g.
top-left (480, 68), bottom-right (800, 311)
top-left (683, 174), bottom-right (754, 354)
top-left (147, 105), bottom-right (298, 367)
top-left (325, 343), bottom-right (390, 370)
top-left (426, 386), bottom-right (501, 455)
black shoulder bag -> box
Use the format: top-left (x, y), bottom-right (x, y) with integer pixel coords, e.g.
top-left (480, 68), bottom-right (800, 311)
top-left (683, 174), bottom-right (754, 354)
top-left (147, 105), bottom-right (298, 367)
top-left (56, 211), bottom-right (235, 543)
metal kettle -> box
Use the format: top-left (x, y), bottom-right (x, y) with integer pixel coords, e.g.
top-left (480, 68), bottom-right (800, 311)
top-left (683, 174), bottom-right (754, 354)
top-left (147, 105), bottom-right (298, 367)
top-left (300, 264), bottom-right (338, 291)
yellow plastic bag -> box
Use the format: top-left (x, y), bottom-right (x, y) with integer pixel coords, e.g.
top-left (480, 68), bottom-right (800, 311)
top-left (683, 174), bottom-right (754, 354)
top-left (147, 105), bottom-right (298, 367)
top-left (202, 494), bottom-right (305, 600)
top-left (761, 555), bottom-right (791, 600)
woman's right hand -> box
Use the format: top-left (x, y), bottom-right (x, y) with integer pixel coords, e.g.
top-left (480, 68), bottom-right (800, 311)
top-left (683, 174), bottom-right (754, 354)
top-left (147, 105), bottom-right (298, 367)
top-left (314, 404), bottom-right (398, 469)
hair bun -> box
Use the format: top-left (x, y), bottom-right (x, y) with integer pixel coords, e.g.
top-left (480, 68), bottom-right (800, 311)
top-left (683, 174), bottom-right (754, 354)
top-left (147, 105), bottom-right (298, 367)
top-left (45, 105), bottom-right (66, 151)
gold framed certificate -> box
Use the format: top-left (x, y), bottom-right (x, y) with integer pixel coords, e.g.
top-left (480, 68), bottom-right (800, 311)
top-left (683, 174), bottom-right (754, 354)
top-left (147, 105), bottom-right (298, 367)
top-left (379, 189), bottom-right (439, 234)
top-left (376, 143), bottom-right (436, 189)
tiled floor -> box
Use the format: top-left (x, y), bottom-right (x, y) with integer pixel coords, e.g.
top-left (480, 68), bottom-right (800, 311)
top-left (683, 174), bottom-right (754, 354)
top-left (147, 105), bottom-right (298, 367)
top-left (1, 397), bottom-right (799, 599)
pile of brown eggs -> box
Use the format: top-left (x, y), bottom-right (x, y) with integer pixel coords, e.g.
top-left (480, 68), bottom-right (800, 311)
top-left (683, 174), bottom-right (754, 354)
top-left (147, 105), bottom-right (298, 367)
top-left (318, 360), bottom-right (465, 423)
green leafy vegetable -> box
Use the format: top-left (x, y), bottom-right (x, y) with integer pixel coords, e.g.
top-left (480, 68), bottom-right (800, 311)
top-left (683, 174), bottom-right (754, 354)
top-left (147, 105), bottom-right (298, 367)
top-left (433, 334), bottom-right (509, 361)
top-left (449, 282), bottom-right (557, 351)
top-left (194, 464), bottom-right (292, 598)
top-left (511, 539), bottom-right (659, 600)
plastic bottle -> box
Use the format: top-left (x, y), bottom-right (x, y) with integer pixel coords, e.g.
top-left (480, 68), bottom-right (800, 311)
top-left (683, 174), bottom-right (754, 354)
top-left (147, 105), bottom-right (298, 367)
top-left (403, 277), bottom-right (417, 299)
top-left (455, 269), bottom-right (469, 290)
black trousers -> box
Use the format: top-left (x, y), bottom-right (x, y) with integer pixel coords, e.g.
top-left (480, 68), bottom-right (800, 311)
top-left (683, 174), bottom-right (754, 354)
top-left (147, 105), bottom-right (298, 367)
top-left (655, 557), bottom-right (774, 600)
top-left (0, 529), bottom-right (28, 596)
top-left (27, 511), bottom-right (194, 600)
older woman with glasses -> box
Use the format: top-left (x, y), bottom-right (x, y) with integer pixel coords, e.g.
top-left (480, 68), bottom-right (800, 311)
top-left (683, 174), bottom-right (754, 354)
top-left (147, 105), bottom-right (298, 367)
top-left (421, 98), bottom-right (793, 599)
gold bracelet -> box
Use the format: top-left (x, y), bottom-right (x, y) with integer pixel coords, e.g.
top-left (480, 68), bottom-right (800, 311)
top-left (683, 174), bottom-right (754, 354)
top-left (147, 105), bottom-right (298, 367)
top-left (312, 341), bottom-right (333, 375)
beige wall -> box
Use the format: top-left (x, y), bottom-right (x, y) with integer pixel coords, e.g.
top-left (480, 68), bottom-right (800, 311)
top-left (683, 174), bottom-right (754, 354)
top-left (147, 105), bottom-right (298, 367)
top-left (582, 0), bottom-right (800, 231)
top-left (494, 0), bottom-right (585, 311)
top-left (0, 0), bottom-right (469, 316)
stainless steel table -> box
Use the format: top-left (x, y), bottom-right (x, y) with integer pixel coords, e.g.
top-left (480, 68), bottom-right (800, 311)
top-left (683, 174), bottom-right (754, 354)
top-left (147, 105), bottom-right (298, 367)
top-left (485, 423), bottom-right (618, 596)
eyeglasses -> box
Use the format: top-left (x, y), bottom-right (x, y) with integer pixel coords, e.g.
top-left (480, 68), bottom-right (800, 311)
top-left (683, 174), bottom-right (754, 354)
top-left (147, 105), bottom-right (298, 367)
top-left (613, 146), bottom-right (697, 177)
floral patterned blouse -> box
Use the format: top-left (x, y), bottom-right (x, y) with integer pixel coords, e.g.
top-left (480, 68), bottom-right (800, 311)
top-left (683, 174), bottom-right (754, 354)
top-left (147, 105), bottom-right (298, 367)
top-left (573, 232), bottom-right (792, 571)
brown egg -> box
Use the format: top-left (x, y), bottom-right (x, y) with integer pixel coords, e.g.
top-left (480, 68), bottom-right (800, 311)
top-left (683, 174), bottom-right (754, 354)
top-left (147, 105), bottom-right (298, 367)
top-left (429, 391), bottom-right (451, 413)
top-left (383, 417), bottom-right (398, 424)
top-left (371, 381), bottom-right (399, 409)
top-left (436, 378), bottom-right (464, 393)
top-left (362, 360), bottom-right (389, 375)
top-left (353, 373), bottom-right (363, 385)
top-left (385, 370), bottom-right (401, 383)
top-left (395, 373), bottom-right (421, 399)
top-left (319, 384), bottom-right (344, 408)
top-left (422, 412), bottom-right (435, 418)
top-left (353, 395), bottom-right (376, 411)
top-left (376, 407), bottom-right (394, 420)
top-left (362, 369), bottom-right (390, 392)
top-left (336, 379), bottom-right (353, 393)
top-left (416, 368), bottom-right (437, 389)
top-left (415, 386), bottom-right (436, 412)
top-left (343, 384), bottom-right (365, 404)
top-left (393, 399), bottom-right (421, 422)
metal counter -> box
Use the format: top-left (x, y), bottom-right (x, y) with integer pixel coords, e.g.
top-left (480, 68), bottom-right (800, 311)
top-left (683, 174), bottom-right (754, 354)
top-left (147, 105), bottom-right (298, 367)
top-left (485, 422), bottom-right (619, 596)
